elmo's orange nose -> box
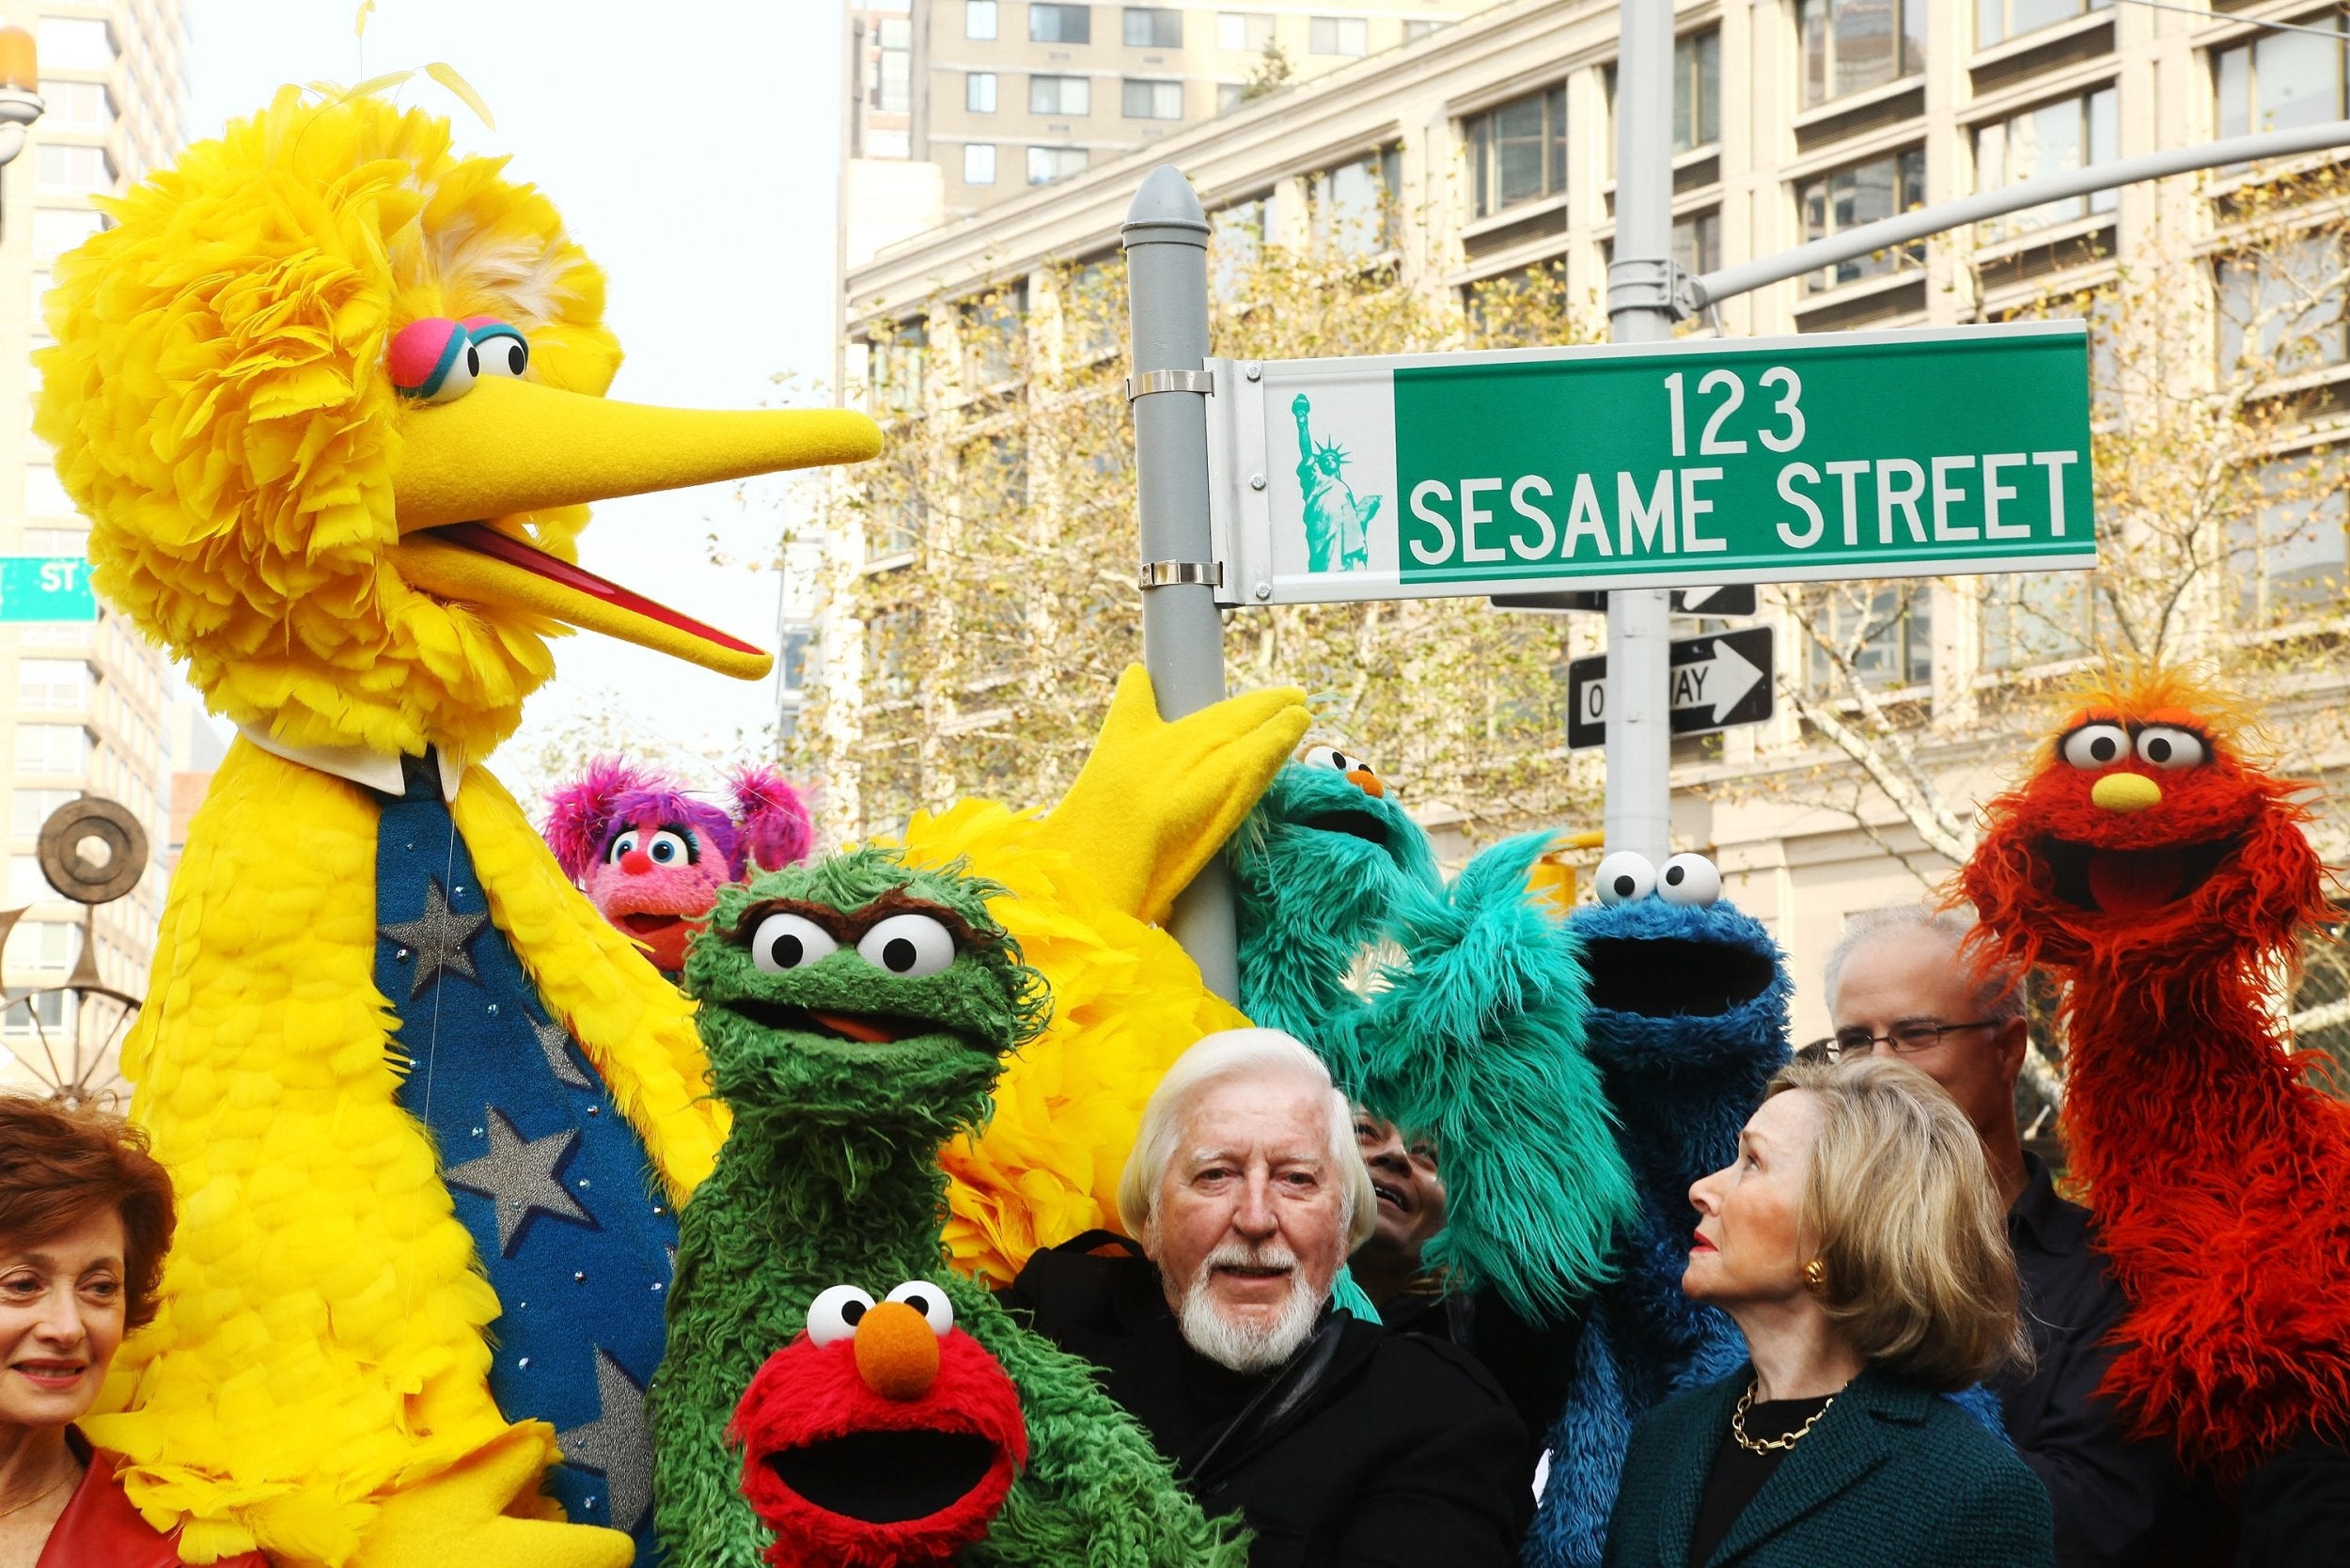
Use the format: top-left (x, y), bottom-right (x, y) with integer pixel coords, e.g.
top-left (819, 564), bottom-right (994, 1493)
top-left (1346, 768), bottom-right (1385, 799)
top-left (854, 1300), bottom-right (940, 1401)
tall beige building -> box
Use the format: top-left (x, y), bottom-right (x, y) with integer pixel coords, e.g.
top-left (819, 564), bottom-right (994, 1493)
top-left (834, 0), bottom-right (2350, 1043)
top-left (0, 0), bottom-right (186, 1102)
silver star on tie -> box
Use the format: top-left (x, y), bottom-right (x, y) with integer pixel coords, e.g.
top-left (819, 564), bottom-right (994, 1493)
top-left (380, 876), bottom-right (489, 998)
top-left (444, 1107), bottom-right (593, 1255)
top-left (558, 1347), bottom-right (655, 1534)
top-left (533, 1013), bottom-right (592, 1089)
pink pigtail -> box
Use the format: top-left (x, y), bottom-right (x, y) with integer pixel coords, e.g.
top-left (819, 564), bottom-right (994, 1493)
top-left (544, 757), bottom-right (657, 883)
top-left (730, 764), bottom-right (813, 876)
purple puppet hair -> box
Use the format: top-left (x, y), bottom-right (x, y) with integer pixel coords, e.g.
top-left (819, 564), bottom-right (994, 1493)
top-left (544, 756), bottom-right (814, 884)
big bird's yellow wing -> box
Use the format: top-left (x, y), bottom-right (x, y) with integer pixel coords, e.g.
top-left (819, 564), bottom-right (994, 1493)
top-left (91, 742), bottom-right (722, 1567)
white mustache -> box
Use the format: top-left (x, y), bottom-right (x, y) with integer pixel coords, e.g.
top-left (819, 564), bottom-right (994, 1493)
top-left (1205, 1241), bottom-right (1298, 1272)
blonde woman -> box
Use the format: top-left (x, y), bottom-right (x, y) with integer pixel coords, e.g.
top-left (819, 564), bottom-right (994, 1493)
top-left (1602, 1058), bottom-right (2051, 1568)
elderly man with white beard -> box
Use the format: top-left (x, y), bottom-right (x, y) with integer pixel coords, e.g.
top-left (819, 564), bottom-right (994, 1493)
top-left (1002, 1029), bottom-right (1532, 1568)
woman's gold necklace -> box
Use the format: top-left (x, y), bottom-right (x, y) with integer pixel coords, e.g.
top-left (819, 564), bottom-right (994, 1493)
top-left (1731, 1381), bottom-right (1836, 1454)
top-left (0, 1469), bottom-right (74, 1522)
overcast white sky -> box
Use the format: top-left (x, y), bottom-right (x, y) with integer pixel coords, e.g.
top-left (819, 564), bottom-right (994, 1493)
top-left (183, 1), bottom-right (848, 785)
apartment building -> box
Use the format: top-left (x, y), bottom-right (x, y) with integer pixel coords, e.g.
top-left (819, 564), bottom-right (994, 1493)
top-left (1, 0), bottom-right (187, 1101)
top-left (834, 0), bottom-right (2350, 1038)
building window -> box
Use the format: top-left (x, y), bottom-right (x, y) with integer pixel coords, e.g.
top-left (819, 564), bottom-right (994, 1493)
top-left (2217, 231), bottom-right (2350, 377)
top-left (1466, 84), bottom-right (1567, 219)
top-left (3, 919), bottom-right (76, 970)
top-left (35, 16), bottom-right (114, 70)
top-left (1030, 3), bottom-right (1092, 44)
top-left (1800, 0), bottom-right (1925, 108)
top-left (1981, 574), bottom-right (2093, 669)
top-left (1030, 74), bottom-right (1091, 115)
top-left (964, 143), bottom-right (998, 184)
top-left (36, 143), bottom-right (112, 197)
top-left (15, 661), bottom-right (86, 712)
top-left (964, 282), bottom-right (1029, 385)
top-left (1218, 10), bottom-right (1276, 51)
top-left (1978, 0), bottom-right (2110, 50)
top-left (39, 80), bottom-right (112, 133)
top-left (1309, 16), bottom-right (1369, 55)
top-left (2230, 453), bottom-right (2347, 626)
top-left (1798, 147), bottom-right (1926, 290)
top-left (1210, 192), bottom-right (1278, 299)
top-left (779, 628), bottom-right (815, 698)
top-left (1807, 587), bottom-right (1933, 690)
top-left (1123, 77), bottom-right (1183, 118)
top-left (967, 0), bottom-right (1000, 39)
top-left (1027, 144), bottom-right (1089, 184)
top-left (870, 320), bottom-right (929, 413)
top-left (1673, 210), bottom-right (1723, 275)
top-left (11, 790), bottom-right (76, 837)
top-left (14, 725), bottom-right (86, 775)
top-left (1406, 19), bottom-right (1447, 41)
top-left (1676, 29), bottom-right (1722, 151)
top-left (1217, 82), bottom-right (1246, 112)
top-left (864, 609), bottom-right (924, 701)
top-left (2216, 16), bottom-right (2348, 139)
top-left (872, 17), bottom-right (913, 112)
top-left (1974, 88), bottom-right (2117, 241)
top-left (967, 71), bottom-right (999, 112)
top-left (1125, 6), bottom-right (1183, 46)
top-left (1310, 146), bottom-right (1402, 259)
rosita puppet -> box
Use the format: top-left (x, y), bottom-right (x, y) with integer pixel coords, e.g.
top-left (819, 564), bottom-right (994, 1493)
top-left (35, 88), bottom-right (881, 1567)
top-left (1962, 666), bottom-right (2350, 1482)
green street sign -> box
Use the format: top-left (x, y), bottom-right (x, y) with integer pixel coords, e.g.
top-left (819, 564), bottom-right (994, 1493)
top-left (1203, 323), bottom-right (2093, 605)
top-left (0, 557), bottom-right (98, 622)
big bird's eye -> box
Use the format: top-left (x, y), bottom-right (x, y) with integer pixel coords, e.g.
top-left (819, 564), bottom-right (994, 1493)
top-left (751, 912), bottom-right (839, 972)
top-left (388, 318), bottom-right (479, 404)
top-left (885, 1279), bottom-right (955, 1336)
top-left (807, 1284), bottom-right (875, 1346)
top-left (857, 914), bottom-right (956, 978)
top-left (2136, 727), bottom-right (2207, 771)
top-left (1657, 854), bottom-right (1721, 906)
top-left (463, 319), bottom-right (530, 379)
top-left (642, 829), bottom-right (692, 865)
top-left (1593, 851), bottom-right (1655, 905)
top-left (1298, 744), bottom-right (1360, 774)
top-left (2061, 724), bottom-right (2131, 770)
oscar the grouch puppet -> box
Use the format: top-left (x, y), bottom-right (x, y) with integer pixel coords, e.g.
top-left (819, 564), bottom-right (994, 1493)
top-left (652, 847), bottom-right (1248, 1568)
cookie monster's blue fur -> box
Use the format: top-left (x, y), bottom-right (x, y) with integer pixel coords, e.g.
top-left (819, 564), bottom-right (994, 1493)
top-left (1526, 886), bottom-right (1792, 1568)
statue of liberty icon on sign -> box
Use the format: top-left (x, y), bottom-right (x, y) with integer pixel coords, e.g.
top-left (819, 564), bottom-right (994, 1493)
top-left (1292, 393), bottom-right (1380, 572)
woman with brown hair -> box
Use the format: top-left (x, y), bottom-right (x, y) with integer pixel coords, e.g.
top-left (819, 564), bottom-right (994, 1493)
top-left (0, 1094), bottom-right (266, 1567)
top-left (1602, 1057), bottom-right (2051, 1568)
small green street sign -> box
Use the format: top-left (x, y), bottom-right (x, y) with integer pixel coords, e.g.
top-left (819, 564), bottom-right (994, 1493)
top-left (1204, 323), bottom-right (2094, 606)
top-left (0, 557), bottom-right (98, 623)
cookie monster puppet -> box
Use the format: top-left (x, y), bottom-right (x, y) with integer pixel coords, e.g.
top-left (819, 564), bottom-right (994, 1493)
top-left (546, 758), bottom-right (813, 976)
top-left (1523, 849), bottom-right (1790, 1568)
top-left (654, 847), bottom-right (1249, 1568)
top-left (35, 87), bottom-right (881, 1567)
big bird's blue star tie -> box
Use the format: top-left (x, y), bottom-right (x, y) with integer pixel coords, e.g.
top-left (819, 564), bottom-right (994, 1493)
top-left (374, 753), bottom-right (677, 1563)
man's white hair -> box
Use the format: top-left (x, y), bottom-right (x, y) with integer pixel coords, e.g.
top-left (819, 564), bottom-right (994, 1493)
top-left (1117, 1027), bottom-right (1378, 1253)
top-left (1824, 904), bottom-right (2026, 1026)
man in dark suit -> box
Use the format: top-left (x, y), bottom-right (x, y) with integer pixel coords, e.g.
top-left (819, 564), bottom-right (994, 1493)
top-left (1002, 1028), bottom-right (1531, 1568)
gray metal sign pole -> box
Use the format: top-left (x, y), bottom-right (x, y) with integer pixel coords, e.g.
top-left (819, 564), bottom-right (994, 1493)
top-left (1123, 165), bottom-right (1242, 1000)
top-left (1601, 0), bottom-right (1679, 865)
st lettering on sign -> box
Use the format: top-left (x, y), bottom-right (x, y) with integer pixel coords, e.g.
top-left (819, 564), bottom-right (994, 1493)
top-left (1202, 323), bottom-right (2093, 607)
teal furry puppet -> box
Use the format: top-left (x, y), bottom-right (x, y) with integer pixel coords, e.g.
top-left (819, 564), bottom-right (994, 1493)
top-left (651, 847), bottom-right (1249, 1568)
top-left (1233, 748), bottom-right (1636, 1325)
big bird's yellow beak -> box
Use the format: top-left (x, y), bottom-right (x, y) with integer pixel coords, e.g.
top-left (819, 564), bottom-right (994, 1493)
top-left (389, 377), bottom-right (882, 679)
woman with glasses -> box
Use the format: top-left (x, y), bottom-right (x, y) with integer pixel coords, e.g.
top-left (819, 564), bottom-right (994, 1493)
top-left (1601, 1058), bottom-right (2051, 1568)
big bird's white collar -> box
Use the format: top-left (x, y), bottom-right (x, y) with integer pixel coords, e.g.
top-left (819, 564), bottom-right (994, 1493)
top-left (235, 723), bottom-right (467, 804)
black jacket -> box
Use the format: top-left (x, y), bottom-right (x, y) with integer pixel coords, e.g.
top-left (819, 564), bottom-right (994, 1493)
top-left (1003, 1235), bottom-right (1533, 1568)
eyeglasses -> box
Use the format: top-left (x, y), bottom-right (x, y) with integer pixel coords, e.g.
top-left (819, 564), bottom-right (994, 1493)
top-left (1802, 1020), bottom-right (2002, 1061)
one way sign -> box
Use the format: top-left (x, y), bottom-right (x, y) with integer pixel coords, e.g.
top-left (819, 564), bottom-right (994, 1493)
top-left (1567, 627), bottom-right (1774, 750)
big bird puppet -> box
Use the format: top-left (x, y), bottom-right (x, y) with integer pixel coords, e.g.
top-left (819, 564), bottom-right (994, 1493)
top-left (35, 89), bottom-right (882, 1568)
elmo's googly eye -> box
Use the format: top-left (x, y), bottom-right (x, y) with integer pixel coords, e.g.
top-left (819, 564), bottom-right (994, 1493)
top-left (389, 318), bottom-right (478, 403)
top-left (857, 914), bottom-right (957, 978)
top-left (462, 319), bottom-right (529, 378)
top-left (2135, 726), bottom-right (2206, 771)
top-left (1657, 854), bottom-right (1722, 906)
top-left (1594, 851), bottom-right (1656, 905)
top-left (807, 1284), bottom-right (875, 1346)
top-left (885, 1279), bottom-right (955, 1336)
top-left (751, 912), bottom-right (839, 972)
top-left (1298, 744), bottom-right (1360, 773)
top-left (2061, 724), bottom-right (2131, 771)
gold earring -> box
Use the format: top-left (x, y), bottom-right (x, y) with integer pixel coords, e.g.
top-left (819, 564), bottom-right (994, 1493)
top-left (1802, 1258), bottom-right (1826, 1294)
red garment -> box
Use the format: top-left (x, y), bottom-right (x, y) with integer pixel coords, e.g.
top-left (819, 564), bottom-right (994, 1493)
top-left (35, 1447), bottom-right (269, 1568)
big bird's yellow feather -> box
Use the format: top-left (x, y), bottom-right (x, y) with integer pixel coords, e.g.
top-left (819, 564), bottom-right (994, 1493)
top-left (36, 87), bottom-right (877, 1568)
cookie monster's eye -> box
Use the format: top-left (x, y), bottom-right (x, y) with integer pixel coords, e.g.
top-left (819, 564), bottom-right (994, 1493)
top-left (807, 1284), bottom-right (875, 1346)
top-left (388, 318), bottom-right (478, 403)
top-left (751, 912), bottom-right (839, 972)
top-left (1594, 851), bottom-right (1655, 905)
top-left (462, 319), bottom-right (529, 379)
top-left (857, 913), bottom-right (957, 979)
top-left (2061, 723), bottom-right (2130, 770)
top-left (2135, 726), bottom-right (2206, 771)
top-left (885, 1279), bottom-right (955, 1336)
top-left (1657, 854), bottom-right (1722, 907)
top-left (607, 830), bottom-right (639, 863)
top-left (1299, 744), bottom-right (1358, 774)
top-left (643, 829), bottom-right (691, 865)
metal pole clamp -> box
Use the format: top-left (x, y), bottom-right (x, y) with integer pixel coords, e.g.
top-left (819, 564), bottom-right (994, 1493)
top-left (1139, 560), bottom-right (1223, 589)
top-left (1124, 368), bottom-right (1215, 401)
